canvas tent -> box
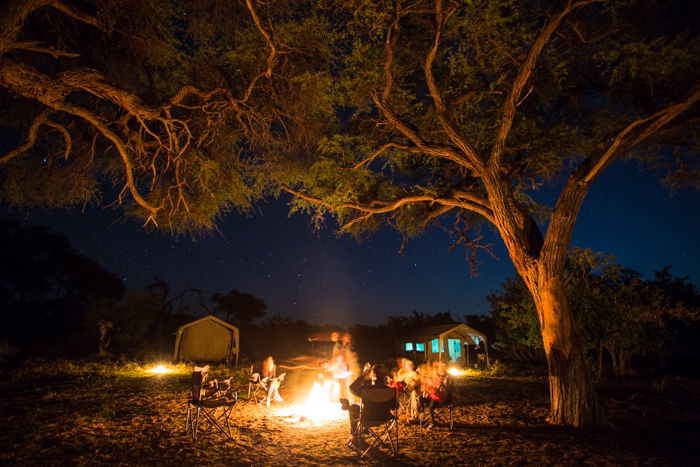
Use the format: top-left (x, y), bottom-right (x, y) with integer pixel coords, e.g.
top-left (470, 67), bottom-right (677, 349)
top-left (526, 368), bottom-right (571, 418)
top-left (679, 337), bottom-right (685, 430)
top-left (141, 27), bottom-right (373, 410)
top-left (173, 315), bottom-right (239, 364)
top-left (400, 323), bottom-right (489, 368)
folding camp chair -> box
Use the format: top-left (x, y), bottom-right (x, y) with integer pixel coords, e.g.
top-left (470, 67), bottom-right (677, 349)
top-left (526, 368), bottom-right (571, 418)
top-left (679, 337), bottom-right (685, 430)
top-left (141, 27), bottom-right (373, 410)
top-left (184, 366), bottom-right (238, 441)
top-left (419, 397), bottom-right (454, 431)
top-left (350, 387), bottom-right (399, 458)
top-left (396, 385), bottom-right (419, 420)
top-left (247, 363), bottom-right (267, 404)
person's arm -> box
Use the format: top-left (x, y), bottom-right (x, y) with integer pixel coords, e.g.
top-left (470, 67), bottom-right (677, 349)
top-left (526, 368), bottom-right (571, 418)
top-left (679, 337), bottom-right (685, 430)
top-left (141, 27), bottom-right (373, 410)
top-left (349, 374), bottom-right (365, 398)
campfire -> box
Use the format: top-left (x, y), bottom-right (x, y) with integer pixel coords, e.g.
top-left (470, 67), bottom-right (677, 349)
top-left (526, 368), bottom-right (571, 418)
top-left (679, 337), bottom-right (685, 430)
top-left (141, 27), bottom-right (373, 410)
top-left (276, 378), bottom-right (345, 426)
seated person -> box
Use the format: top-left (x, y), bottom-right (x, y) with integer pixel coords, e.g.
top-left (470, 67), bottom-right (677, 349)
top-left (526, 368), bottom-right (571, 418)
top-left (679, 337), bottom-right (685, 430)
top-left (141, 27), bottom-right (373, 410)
top-left (345, 363), bottom-right (395, 444)
top-left (418, 360), bottom-right (452, 425)
top-left (261, 356), bottom-right (286, 406)
top-left (394, 358), bottom-right (420, 420)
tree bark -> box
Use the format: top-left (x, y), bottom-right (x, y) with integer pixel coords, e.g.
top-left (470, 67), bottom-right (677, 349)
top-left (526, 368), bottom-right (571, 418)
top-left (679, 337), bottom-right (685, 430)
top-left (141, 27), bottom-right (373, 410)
top-left (527, 272), bottom-right (607, 428)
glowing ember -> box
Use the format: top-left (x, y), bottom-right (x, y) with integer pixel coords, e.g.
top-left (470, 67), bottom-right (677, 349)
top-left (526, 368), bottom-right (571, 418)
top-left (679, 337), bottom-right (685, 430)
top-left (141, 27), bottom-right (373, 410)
top-left (148, 364), bottom-right (171, 374)
top-left (276, 380), bottom-right (345, 426)
top-left (448, 367), bottom-right (467, 377)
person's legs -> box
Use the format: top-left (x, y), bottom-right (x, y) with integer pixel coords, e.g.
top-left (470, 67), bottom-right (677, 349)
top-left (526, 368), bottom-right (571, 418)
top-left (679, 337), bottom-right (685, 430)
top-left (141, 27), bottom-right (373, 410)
top-left (265, 380), bottom-right (275, 406)
top-left (409, 389), bottom-right (419, 420)
top-left (348, 404), bottom-right (360, 434)
top-left (273, 379), bottom-right (283, 401)
top-left (427, 398), bottom-right (437, 425)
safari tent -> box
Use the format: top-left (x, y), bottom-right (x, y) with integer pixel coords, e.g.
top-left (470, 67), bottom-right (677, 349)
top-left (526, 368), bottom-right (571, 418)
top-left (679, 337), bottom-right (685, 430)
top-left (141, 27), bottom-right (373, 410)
top-left (173, 315), bottom-right (239, 364)
top-left (400, 323), bottom-right (488, 368)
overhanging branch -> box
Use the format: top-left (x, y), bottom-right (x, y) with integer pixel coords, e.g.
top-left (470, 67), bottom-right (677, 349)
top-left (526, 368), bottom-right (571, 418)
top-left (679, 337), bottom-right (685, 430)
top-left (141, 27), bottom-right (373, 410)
top-left (282, 185), bottom-right (495, 224)
top-left (489, 0), bottom-right (603, 169)
top-left (542, 81), bottom-right (700, 270)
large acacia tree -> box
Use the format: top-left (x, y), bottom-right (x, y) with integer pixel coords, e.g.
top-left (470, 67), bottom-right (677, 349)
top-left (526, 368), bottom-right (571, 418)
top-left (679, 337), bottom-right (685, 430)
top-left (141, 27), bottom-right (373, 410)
top-left (278, 0), bottom-right (700, 427)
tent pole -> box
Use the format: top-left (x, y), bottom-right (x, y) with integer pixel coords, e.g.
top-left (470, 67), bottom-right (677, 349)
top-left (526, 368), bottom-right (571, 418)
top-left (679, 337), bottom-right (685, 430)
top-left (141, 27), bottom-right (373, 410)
top-left (173, 330), bottom-right (182, 361)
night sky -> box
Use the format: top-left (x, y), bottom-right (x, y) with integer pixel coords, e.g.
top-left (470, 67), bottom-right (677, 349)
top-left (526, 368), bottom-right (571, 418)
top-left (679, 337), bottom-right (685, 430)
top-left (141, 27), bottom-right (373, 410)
top-left (3, 160), bottom-right (699, 327)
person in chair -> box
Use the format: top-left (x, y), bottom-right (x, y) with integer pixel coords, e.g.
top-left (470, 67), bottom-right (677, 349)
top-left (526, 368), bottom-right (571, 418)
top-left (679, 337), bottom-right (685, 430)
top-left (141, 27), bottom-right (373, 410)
top-left (261, 356), bottom-right (285, 406)
top-left (345, 363), bottom-right (395, 447)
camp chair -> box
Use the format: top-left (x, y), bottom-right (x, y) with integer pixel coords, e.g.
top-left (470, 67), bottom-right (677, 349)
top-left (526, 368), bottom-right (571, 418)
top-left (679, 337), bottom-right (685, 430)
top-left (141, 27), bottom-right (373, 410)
top-left (185, 366), bottom-right (238, 441)
top-left (247, 363), bottom-right (267, 404)
top-left (395, 384), bottom-right (418, 420)
top-left (419, 397), bottom-right (454, 431)
top-left (350, 387), bottom-right (399, 458)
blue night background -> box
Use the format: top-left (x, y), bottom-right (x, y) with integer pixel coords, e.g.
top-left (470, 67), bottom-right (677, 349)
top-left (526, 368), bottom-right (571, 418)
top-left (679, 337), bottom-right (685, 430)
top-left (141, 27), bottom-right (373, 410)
top-left (4, 161), bottom-right (698, 327)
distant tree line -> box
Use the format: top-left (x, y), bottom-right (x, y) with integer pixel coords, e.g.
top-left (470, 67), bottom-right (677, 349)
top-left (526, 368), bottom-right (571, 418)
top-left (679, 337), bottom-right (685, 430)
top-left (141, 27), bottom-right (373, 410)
top-left (2, 221), bottom-right (698, 382)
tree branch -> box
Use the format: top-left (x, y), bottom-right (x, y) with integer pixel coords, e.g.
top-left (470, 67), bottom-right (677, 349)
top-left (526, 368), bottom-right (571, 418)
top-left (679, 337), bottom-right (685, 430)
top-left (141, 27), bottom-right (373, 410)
top-left (0, 0), bottom-right (54, 57)
top-left (0, 60), bottom-right (161, 220)
top-left (489, 0), bottom-right (603, 169)
top-left (347, 142), bottom-right (418, 169)
top-left (11, 41), bottom-right (79, 58)
top-left (372, 92), bottom-right (474, 170)
top-left (424, 0), bottom-right (483, 171)
top-left (282, 185), bottom-right (494, 224)
top-left (582, 83), bottom-right (700, 184)
top-left (542, 81), bottom-right (700, 271)
top-left (0, 110), bottom-right (52, 164)
top-left (371, 4), bottom-right (475, 172)
top-left (48, 1), bottom-right (103, 30)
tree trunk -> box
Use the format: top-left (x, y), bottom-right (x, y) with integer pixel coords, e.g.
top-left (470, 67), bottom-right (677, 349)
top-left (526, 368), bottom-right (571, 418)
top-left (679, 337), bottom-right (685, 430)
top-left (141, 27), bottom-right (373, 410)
top-left (529, 274), bottom-right (607, 428)
top-left (610, 349), bottom-right (629, 377)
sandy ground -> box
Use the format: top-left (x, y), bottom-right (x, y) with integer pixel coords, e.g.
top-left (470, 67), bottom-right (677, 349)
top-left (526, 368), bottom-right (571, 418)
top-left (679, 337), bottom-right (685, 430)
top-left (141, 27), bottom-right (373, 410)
top-left (1, 366), bottom-right (699, 466)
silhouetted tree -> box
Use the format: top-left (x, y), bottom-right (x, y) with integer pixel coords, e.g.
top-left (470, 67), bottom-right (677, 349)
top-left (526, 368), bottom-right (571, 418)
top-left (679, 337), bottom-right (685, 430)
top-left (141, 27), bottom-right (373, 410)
top-left (0, 220), bottom-right (124, 350)
top-left (212, 289), bottom-right (266, 325)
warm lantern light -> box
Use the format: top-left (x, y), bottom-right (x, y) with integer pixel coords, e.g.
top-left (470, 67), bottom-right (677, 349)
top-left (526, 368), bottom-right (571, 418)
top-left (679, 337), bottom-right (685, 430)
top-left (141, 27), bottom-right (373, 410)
top-left (448, 367), bottom-right (467, 377)
top-left (148, 364), bottom-right (171, 374)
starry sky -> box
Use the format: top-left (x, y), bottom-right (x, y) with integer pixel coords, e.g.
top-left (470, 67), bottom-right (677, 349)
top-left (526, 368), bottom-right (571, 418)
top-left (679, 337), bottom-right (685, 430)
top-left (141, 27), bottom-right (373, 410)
top-left (3, 161), bottom-right (699, 327)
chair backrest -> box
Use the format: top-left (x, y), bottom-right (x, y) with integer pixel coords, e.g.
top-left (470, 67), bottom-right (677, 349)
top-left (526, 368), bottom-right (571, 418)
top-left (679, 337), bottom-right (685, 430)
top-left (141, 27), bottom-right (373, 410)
top-left (360, 387), bottom-right (397, 422)
top-left (191, 365), bottom-right (210, 402)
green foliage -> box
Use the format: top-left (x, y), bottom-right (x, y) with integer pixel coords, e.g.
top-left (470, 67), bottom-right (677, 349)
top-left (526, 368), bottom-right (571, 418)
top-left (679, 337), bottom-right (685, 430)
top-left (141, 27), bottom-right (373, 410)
top-left (277, 0), bottom-right (699, 250)
top-left (489, 248), bottom-right (700, 375)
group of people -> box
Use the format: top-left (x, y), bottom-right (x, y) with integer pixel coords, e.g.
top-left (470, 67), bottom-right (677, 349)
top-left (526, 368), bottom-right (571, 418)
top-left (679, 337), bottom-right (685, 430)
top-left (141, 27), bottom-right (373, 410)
top-left (253, 334), bottom-right (453, 440)
top-left (339, 356), bottom-right (453, 448)
top-left (391, 358), bottom-right (452, 424)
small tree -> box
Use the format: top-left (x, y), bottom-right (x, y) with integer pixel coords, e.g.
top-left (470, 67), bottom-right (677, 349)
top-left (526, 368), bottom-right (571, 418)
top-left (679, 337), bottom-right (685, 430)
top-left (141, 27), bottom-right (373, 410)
top-left (212, 289), bottom-right (266, 325)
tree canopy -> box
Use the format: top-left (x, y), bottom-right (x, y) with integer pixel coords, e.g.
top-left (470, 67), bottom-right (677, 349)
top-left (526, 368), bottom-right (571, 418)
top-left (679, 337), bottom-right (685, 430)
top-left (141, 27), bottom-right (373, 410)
top-left (0, 0), bottom-right (332, 233)
top-left (274, 0), bottom-right (700, 427)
